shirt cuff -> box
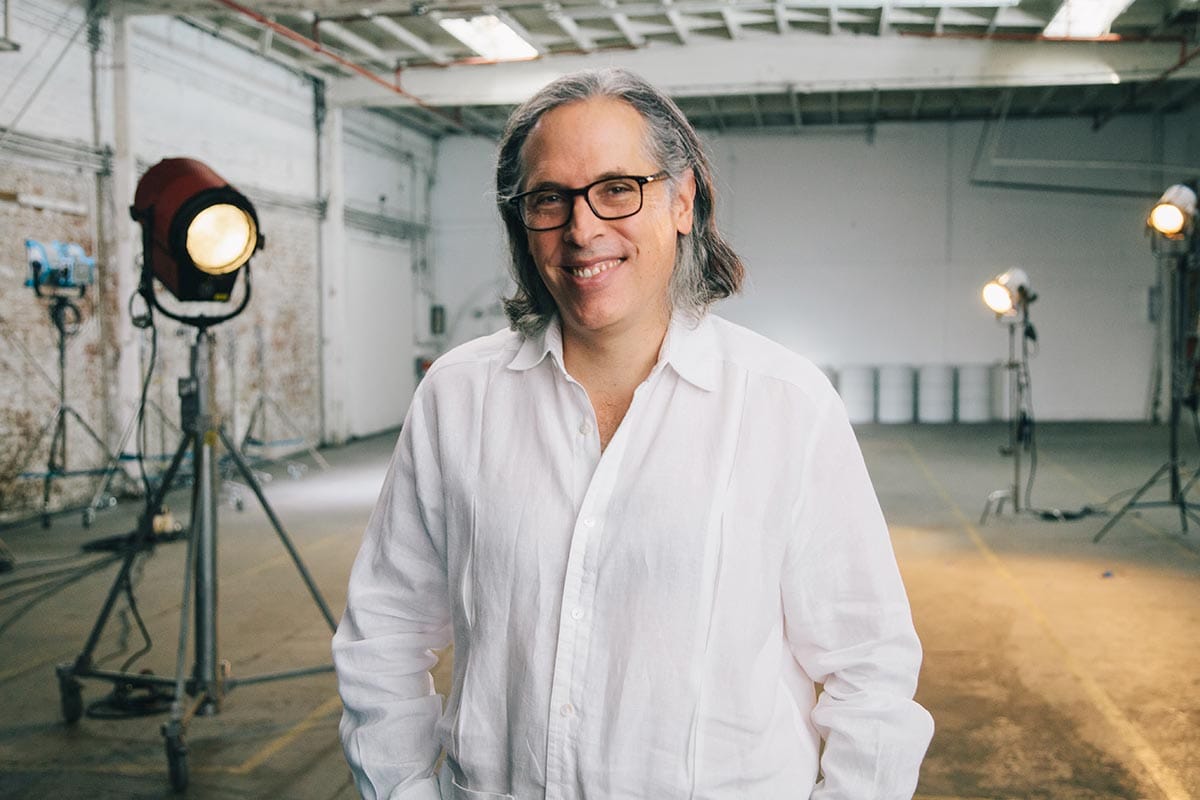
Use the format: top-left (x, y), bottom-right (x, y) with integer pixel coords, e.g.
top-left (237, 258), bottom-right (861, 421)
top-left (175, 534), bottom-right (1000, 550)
top-left (387, 776), bottom-right (442, 800)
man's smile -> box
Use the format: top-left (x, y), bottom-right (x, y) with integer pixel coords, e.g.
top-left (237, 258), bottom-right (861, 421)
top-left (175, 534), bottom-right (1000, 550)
top-left (563, 257), bottom-right (624, 280)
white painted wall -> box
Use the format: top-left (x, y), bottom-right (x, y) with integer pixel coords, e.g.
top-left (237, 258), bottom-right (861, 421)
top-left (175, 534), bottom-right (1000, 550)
top-left (429, 108), bottom-right (1200, 420)
top-left (344, 232), bottom-right (414, 438)
top-left (429, 136), bottom-right (511, 346)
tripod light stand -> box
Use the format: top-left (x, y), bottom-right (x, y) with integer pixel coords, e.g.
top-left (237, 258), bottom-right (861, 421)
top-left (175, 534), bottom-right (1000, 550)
top-left (980, 268), bottom-right (1037, 524)
top-left (1095, 182), bottom-right (1200, 542)
top-left (12, 241), bottom-right (133, 528)
top-left (55, 158), bottom-right (336, 792)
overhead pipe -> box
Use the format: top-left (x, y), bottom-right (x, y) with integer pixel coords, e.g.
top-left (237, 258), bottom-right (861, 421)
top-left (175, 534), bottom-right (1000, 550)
top-left (901, 30), bottom-right (1188, 46)
top-left (207, 0), bottom-right (475, 134)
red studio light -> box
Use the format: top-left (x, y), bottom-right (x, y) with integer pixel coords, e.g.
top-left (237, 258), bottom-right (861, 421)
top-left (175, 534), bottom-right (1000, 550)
top-left (131, 158), bottom-right (262, 303)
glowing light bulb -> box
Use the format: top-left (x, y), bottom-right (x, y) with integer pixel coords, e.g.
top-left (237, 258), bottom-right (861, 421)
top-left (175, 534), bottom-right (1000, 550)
top-left (186, 204), bottom-right (256, 275)
top-left (983, 282), bottom-right (1014, 315)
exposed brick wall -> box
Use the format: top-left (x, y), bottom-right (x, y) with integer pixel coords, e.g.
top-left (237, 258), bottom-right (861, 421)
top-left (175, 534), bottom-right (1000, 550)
top-left (0, 161), bottom-right (104, 519)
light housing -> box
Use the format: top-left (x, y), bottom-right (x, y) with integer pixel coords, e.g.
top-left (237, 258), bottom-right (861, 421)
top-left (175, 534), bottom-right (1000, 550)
top-left (1147, 184), bottom-right (1197, 240)
top-left (438, 15), bottom-right (538, 60)
top-left (983, 268), bottom-right (1033, 317)
top-left (131, 158), bottom-right (262, 303)
top-left (1043, 0), bottom-right (1133, 38)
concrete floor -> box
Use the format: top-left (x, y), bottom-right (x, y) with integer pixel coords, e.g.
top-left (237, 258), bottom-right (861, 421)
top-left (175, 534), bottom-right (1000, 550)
top-left (0, 422), bottom-right (1197, 799)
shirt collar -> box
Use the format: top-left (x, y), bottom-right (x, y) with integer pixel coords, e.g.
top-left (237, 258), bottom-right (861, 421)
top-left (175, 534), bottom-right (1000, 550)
top-left (508, 315), bottom-right (564, 373)
top-left (507, 312), bottom-right (719, 392)
top-left (659, 313), bottom-right (719, 392)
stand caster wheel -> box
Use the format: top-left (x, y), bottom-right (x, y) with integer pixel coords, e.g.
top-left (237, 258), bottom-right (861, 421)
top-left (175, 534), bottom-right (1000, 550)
top-left (165, 732), bottom-right (188, 792)
top-left (41, 513), bottom-right (51, 529)
top-left (234, 496), bottom-right (245, 512)
top-left (59, 677), bottom-right (83, 724)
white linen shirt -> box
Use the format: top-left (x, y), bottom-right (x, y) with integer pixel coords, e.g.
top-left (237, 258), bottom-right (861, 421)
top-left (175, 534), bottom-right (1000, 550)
top-left (333, 313), bottom-right (933, 800)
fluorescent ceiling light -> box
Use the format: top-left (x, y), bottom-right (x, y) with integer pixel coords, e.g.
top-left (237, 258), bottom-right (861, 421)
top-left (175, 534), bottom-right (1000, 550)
top-left (439, 15), bottom-right (538, 60)
top-left (1043, 0), bottom-right (1134, 38)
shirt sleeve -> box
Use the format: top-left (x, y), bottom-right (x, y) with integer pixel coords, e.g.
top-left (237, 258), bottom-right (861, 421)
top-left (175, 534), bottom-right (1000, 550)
top-left (781, 393), bottom-right (935, 800)
top-left (332, 385), bottom-right (453, 800)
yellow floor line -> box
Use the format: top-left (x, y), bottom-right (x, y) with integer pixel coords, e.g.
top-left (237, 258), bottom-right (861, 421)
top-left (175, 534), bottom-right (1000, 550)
top-left (901, 439), bottom-right (1190, 800)
top-left (0, 695), bottom-right (343, 778)
top-left (225, 693), bottom-right (342, 775)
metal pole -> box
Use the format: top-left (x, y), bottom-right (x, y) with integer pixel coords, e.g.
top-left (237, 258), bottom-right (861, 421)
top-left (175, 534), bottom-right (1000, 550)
top-left (190, 332), bottom-right (221, 712)
top-left (1169, 254), bottom-right (1185, 503)
top-left (1008, 320), bottom-right (1021, 512)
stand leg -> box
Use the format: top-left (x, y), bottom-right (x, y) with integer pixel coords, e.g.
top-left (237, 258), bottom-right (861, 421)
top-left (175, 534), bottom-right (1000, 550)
top-left (219, 427), bottom-right (337, 631)
top-left (1094, 462), bottom-right (1173, 543)
top-left (42, 408), bottom-right (68, 527)
top-left (65, 435), bottom-right (192, 681)
top-left (261, 394), bottom-right (331, 470)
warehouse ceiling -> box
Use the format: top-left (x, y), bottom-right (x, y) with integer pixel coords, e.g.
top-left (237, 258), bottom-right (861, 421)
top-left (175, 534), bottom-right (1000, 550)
top-left (120, 0), bottom-right (1200, 137)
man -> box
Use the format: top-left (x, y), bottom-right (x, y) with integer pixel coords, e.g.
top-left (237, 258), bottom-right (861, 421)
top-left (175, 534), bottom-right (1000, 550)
top-left (333, 68), bottom-right (933, 800)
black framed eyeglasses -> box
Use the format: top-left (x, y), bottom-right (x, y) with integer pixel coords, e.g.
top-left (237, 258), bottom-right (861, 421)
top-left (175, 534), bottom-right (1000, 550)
top-left (508, 171), bottom-right (671, 231)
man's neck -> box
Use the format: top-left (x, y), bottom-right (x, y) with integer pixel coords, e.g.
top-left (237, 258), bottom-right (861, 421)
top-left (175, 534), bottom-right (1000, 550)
top-left (562, 314), bottom-right (670, 398)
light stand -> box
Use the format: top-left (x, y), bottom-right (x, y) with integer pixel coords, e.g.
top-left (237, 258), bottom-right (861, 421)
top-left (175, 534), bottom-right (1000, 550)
top-left (55, 158), bottom-right (336, 792)
top-left (979, 270), bottom-right (1036, 524)
top-left (239, 326), bottom-right (330, 472)
top-left (1094, 235), bottom-right (1200, 541)
top-left (11, 249), bottom-right (133, 528)
top-left (56, 324), bottom-right (337, 789)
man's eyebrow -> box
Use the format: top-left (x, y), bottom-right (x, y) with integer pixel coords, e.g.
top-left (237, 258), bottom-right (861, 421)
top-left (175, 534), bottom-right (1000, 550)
top-left (523, 170), bottom-right (636, 192)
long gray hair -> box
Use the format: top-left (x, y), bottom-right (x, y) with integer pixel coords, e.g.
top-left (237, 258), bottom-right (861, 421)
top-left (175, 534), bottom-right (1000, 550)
top-left (496, 68), bottom-right (744, 336)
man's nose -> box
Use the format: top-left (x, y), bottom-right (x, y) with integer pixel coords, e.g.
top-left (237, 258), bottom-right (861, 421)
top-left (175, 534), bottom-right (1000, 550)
top-left (564, 194), bottom-right (604, 244)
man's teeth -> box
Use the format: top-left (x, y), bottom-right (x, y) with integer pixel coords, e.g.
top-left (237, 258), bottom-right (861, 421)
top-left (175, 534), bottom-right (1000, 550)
top-left (569, 259), bottom-right (619, 279)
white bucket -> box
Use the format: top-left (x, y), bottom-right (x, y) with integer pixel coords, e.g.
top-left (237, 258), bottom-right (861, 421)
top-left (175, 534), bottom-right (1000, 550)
top-left (957, 364), bottom-right (992, 422)
top-left (877, 365), bottom-right (915, 424)
top-left (917, 364), bottom-right (955, 423)
top-left (838, 366), bottom-right (876, 424)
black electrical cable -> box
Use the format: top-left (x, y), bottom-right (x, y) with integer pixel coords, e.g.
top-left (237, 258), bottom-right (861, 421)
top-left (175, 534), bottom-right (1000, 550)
top-left (1013, 318), bottom-right (1110, 523)
top-left (128, 287), bottom-right (158, 506)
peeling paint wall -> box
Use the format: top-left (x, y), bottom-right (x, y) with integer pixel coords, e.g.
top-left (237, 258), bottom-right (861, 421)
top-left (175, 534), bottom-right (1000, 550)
top-left (0, 0), bottom-right (435, 523)
top-left (0, 162), bottom-right (103, 515)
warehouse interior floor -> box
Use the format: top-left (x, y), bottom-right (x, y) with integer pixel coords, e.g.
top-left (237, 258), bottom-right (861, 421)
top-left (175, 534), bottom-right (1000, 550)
top-left (0, 422), bottom-right (1197, 800)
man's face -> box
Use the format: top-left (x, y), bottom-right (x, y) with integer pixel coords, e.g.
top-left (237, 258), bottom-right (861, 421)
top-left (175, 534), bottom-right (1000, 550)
top-left (521, 97), bottom-right (695, 342)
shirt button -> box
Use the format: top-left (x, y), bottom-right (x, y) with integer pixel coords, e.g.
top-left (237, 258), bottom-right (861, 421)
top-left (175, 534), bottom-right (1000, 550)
top-left (579, 421), bottom-right (592, 435)
top-left (570, 607), bottom-right (584, 621)
top-left (560, 703), bottom-right (575, 717)
top-left (583, 517), bottom-right (596, 528)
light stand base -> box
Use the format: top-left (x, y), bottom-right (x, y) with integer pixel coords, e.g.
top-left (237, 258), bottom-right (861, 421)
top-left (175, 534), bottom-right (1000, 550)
top-left (980, 487), bottom-right (1016, 525)
top-left (1093, 461), bottom-right (1200, 542)
top-left (54, 330), bottom-right (337, 793)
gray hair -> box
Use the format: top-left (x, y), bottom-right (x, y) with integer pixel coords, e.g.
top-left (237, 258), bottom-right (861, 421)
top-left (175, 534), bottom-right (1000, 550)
top-left (495, 68), bottom-right (744, 336)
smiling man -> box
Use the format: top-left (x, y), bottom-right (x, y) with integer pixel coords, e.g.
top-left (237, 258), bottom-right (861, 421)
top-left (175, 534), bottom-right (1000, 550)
top-left (333, 69), bottom-right (933, 800)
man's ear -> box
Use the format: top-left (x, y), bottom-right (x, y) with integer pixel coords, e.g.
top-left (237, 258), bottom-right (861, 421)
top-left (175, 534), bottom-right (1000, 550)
top-left (673, 169), bottom-right (697, 236)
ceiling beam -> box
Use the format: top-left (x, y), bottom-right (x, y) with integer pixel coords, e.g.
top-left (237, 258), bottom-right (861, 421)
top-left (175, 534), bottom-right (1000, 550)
top-left (123, 0), bottom-right (1044, 16)
top-left (602, 0), bottom-right (647, 47)
top-left (485, 6), bottom-right (547, 55)
top-left (663, 2), bottom-right (693, 45)
top-left (546, 3), bottom-right (597, 52)
top-left (313, 17), bottom-right (387, 63)
top-left (368, 14), bottom-right (449, 64)
top-left (789, 85), bottom-right (804, 127)
top-left (721, 7), bottom-right (743, 39)
top-left (330, 31), bottom-right (1200, 108)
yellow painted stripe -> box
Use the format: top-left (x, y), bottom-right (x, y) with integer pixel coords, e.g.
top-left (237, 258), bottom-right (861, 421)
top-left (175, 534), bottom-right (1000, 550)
top-left (0, 696), bottom-right (342, 778)
top-left (902, 439), bottom-right (1191, 800)
top-left (227, 693), bottom-right (342, 774)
